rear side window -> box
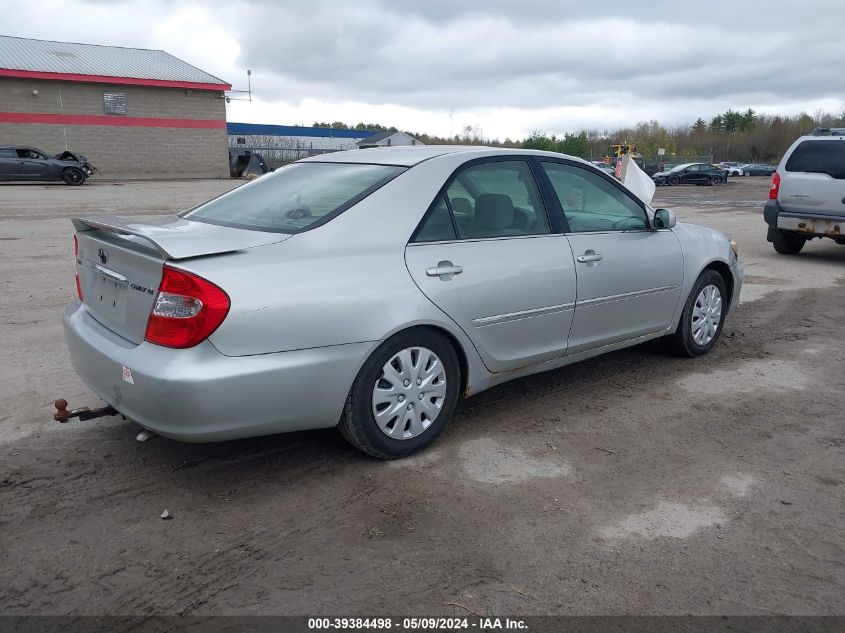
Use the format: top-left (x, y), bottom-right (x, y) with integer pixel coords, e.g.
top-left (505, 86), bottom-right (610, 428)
top-left (446, 161), bottom-right (550, 239)
top-left (414, 195), bottom-right (457, 242)
top-left (184, 163), bottom-right (405, 233)
top-left (785, 140), bottom-right (845, 179)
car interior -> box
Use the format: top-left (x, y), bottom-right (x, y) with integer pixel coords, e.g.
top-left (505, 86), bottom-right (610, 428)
top-left (414, 160), bottom-right (649, 241)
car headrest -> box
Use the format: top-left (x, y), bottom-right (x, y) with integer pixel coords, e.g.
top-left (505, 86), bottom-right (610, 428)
top-left (450, 197), bottom-right (471, 215)
top-left (473, 193), bottom-right (514, 231)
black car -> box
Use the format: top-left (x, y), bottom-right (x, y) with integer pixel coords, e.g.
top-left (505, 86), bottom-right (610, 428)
top-left (0, 146), bottom-right (97, 185)
top-left (740, 163), bottom-right (776, 176)
top-left (652, 162), bottom-right (729, 186)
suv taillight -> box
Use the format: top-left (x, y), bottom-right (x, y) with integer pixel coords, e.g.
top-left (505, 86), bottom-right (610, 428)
top-left (769, 171), bottom-right (781, 199)
top-left (74, 235), bottom-right (83, 300)
top-left (144, 267), bottom-right (230, 349)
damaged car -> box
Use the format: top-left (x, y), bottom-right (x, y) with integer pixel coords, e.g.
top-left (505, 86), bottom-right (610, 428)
top-left (0, 146), bottom-right (97, 185)
top-left (62, 146), bottom-right (743, 458)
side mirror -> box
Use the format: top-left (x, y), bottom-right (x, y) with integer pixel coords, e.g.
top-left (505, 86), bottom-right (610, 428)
top-left (653, 208), bottom-right (676, 229)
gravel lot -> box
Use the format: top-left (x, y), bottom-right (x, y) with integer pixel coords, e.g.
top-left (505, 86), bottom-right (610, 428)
top-left (0, 177), bottom-right (843, 615)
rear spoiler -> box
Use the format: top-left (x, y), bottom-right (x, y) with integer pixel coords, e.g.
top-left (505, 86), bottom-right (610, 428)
top-left (72, 214), bottom-right (288, 260)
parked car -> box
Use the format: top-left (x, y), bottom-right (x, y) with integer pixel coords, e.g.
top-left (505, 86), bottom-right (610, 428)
top-left (741, 163), bottom-right (776, 176)
top-left (652, 163), bottom-right (728, 186)
top-left (63, 146), bottom-right (742, 458)
top-left (228, 147), bottom-right (269, 178)
top-left (590, 160), bottom-right (616, 176)
top-left (0, 146), bottom-right (96, 185)
top-left (717, 162), bottom-right (744, 176)
top-left (764, 127), bottom-right (845, 254)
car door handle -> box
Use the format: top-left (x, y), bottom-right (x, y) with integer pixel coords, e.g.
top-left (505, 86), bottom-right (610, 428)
top-left (576, 253), bottom-right (603, 263)
top-left (426, 261), bottom-right (463, 278)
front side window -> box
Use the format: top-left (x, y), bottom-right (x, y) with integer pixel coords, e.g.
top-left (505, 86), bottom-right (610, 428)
top-left (16, 149), bottom-right (44, 159)
top-left (785, 140), bottom-right (845, 179)
top-left (444, 161), bottom-right (550, 239)
top-left (184, 162), bottom-right (405, 233)
top-left (541, 161), bottom-right (647, 233)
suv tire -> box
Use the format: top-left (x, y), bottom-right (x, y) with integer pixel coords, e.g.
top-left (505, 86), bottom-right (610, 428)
top-left (771, 230), bottom-right (806, 255)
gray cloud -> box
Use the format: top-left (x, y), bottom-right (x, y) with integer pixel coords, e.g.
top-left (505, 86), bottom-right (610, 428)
top-left (4, 0), bottom-right (844, 135)
top-left (226, 0), bottom-right (845, 115)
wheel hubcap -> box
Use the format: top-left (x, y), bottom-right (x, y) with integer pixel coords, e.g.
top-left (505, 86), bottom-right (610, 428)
top-left (691, 284), bottom-right (722, 346)
top-left (372, 346), bottom-right (447, 440)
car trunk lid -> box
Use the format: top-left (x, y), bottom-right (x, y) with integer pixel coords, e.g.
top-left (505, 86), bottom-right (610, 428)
top-left (74, 214), bottom-right (289, 344)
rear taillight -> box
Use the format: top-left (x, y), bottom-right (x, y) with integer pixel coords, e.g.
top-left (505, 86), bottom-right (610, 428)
top-left (74, 235), bottom-right (83, 300)
top-left (769, 171), bottom-right (780, 199)
top-left (144, 267), bottom-right (230, 349)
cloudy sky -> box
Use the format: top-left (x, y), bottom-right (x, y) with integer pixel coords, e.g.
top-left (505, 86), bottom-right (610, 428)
top-left (4, 0), bottom-right (844, 139)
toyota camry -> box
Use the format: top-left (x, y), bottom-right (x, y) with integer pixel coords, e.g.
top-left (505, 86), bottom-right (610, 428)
top-left (64, 146), bottom-right (743, 458)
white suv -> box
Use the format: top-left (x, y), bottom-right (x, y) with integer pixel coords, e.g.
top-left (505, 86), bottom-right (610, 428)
top-left (764, 128), bottom-right (845, 254)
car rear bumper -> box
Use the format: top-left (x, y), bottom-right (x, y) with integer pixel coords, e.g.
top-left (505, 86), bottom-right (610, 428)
top-left (764, 200), bottom-right (845, 238)
top-left (63, 301), bottom-right (372, 442)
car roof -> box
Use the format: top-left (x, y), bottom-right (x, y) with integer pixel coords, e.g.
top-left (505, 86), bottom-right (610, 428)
top-left (300, 145), bottom-right (590, 168)
top-left (0, 145), bottom-right (41, 151)
top-left (796, 134), bottom-right (845, 142)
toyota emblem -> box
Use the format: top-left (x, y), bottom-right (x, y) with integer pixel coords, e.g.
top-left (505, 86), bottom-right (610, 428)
top-left (97, 248), bottom-right (108, 265)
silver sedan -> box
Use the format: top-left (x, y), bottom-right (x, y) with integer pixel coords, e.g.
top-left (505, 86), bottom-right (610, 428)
top-left (64, 146), bottom-right (743, 458)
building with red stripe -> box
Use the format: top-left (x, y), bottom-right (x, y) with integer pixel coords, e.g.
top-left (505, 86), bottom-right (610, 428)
top-left (0, 35), bottom-right (231, 179)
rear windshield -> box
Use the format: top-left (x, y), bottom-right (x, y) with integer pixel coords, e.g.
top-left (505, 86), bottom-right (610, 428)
top-left (785, 140), bottom-right (845, 179)
top-left (184, 162), bottom-right (406, 233)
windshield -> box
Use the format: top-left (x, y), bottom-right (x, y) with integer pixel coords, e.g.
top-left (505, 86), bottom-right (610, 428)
top-left (184, 162), bottom-right (406, 233)
top-left (669, 163), bottom-right (694, 173)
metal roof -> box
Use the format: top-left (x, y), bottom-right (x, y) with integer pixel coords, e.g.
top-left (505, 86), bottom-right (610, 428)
top-left (357, 131), bottom-right (395, 145)
top-left (357, 131), bottom-right (422, 146)
top-left (227, 122), bottom-right (377, 139)
top-left (0, 35), bottom-right (230, 89)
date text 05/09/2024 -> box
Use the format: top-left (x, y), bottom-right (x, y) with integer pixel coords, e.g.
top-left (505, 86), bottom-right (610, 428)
top-left (307, 617), bottom-right (528, 630)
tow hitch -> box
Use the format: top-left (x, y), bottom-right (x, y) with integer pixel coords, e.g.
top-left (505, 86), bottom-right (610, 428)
top-left (53, 398), bottom-right (118, 423)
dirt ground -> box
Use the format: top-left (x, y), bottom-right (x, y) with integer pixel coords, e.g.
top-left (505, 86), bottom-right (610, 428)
top-left (0, 177), bottom-right (843, 616)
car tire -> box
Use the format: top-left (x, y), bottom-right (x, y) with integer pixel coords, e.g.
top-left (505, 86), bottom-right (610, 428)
top-left (744, 171), bottom-right (751, 177)
top-left (338, 328), bottom-right (461, 459)
top-left (668, 176), bottom-right (680, 185)
top-left (710, 175), bottom-right (722, 185)
top-left (771, 230), bottom-right (806, 255)
top-left (62, 168), bottom-right (86, 186)
top-left (670, 269), bottom-right (728, 357)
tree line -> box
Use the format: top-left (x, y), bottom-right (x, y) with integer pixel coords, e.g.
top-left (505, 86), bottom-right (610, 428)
top-left (312, 106), bottom-right (845, 163)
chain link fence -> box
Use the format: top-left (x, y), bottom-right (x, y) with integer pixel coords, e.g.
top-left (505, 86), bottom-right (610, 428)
top-left (228, 136), bottom-right (355, 169)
